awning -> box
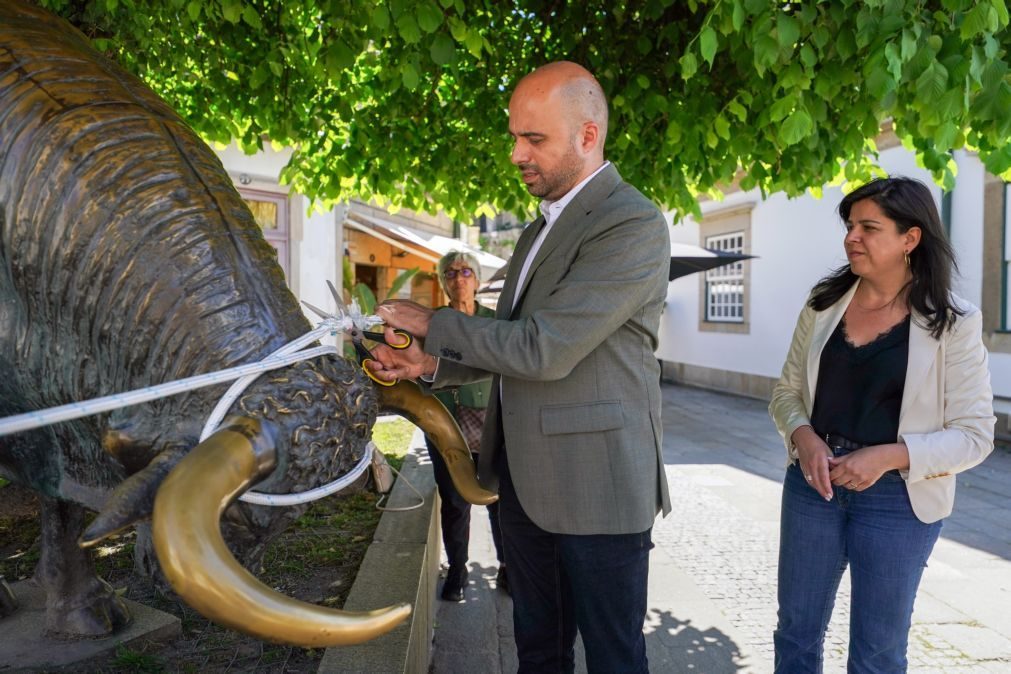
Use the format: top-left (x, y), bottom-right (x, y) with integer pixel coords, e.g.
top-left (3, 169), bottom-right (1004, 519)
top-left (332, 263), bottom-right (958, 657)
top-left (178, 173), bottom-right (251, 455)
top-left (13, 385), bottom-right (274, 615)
top-left (346, 211), bottom-right (507, 280)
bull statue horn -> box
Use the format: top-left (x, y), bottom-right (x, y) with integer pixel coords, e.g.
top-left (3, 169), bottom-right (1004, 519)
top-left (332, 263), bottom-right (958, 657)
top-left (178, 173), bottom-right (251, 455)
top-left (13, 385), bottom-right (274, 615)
top-left (378, 380), bottom-right (498, 506)
top-left (152, 416), bottom-right (410, 647)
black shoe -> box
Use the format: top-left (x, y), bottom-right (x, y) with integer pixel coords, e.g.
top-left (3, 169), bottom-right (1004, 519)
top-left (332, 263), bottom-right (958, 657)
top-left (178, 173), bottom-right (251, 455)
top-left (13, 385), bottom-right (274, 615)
top-left (440, 567), bottom-right (468, 602)
top-left (496, 566), bottom-right (511, 596)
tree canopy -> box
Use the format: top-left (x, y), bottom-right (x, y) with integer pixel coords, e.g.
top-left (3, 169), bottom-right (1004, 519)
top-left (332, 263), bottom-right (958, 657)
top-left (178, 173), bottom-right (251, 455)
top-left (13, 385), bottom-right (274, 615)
top-left (36, 0), bottom-right (1011, 220)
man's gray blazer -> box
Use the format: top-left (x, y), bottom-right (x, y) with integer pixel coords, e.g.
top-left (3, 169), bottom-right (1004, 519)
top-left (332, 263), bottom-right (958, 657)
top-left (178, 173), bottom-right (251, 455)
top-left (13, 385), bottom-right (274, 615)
top-left (425, 164), bottom-right (672, 535)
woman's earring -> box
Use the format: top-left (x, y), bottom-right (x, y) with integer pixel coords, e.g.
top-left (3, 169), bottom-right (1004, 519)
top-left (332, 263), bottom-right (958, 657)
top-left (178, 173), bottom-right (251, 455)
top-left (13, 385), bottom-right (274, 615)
top-left (904, 250), bottom-right (910, 266)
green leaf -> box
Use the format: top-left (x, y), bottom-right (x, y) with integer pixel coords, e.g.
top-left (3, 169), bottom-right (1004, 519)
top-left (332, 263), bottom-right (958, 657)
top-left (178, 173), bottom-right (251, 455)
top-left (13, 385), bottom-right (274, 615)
top-left (984, 34), bottom-right (1000, 58)
top-left (776, 13), bottom-right (800, 49)
top-left (186, 0), bottom-right (200, 21)
top-left (753, 34), bottom-right (778, 72)
top-left (326, 41), bottom-right (356, 76)
top-left (800, 43), bottom-right (817, 68)
top-left (714, 114), bottom-right (731, 140)
top-left (836, 30), bottom-right (856, 60)
top-left (372, 5), bottom-right (391, 30)
top-left (430, 33), bottom-right (455, 65)
top-left (448, 17), bottom-right (467, 42)
top-left (934, 122), bottom-right (958, 149)
top-left (679, 52), bottom-right (698, 80)
top-left (866, 68), bottom-right (894, 100)
top-left (994, 0), bottom-right (1010, 27)
top-left (961, 4), bottom-right (991, 39)
top-left (884, 42), bottom-right (903, 80)
top-left (732, 0), bottom-right (746, 31)
top-left (353, 284), bottom-right (378, 315)
top-left (665, 120), bottom-right (682, 143)
top-left (916, 61), bottom-right (948, 102)
top-left (397, 14), bottom-right (422, 43)
top-left (416, 2), bottom-right (443, 33)
top-left (812, 25), bottom-right (831, 49)
top-left (728, 99), bottom-right (748, 122)
top-left (387, 268), bottom-right (420, 299)
top-left (901, 28), bottom-right (918, 61)
top-left (636, 74), bottom-right (650, 89)
top-left (221, 0), bottom-right (241, 24)
top-left (779, 108), bottom-right (813, 145)
top-left (981, 59), bottom-right (1007, 89)
top-left (242, 6), bottom-right (262, 29)
top-left (700, 26), bottom-right (718, 65)
top-left (464, 29), bottom-right (483, 57)
top-left (769, 95), bottom-right (796, 122)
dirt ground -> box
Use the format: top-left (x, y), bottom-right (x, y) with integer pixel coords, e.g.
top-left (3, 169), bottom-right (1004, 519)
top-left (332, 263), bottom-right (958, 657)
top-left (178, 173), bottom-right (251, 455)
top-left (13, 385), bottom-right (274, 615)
top-left (0, 481), bottom-right (384, 673)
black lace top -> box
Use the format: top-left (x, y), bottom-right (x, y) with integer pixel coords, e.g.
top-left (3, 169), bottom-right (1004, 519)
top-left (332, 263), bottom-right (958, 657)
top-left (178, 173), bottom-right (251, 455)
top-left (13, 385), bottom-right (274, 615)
top-left (811, 314), bottom-right (911, 446)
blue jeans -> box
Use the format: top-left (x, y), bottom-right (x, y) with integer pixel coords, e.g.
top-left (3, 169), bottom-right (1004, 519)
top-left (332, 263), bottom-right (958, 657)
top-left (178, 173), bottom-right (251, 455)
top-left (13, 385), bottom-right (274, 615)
top-left (775, 460), bottom-right (942, 673)
top-left (496, 448), bottom-right (653, 673)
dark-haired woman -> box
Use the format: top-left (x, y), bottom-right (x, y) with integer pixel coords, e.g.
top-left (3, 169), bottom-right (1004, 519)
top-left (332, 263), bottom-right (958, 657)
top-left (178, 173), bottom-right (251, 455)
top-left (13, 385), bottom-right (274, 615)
top-left (769, 177), bottom-right (995, 672)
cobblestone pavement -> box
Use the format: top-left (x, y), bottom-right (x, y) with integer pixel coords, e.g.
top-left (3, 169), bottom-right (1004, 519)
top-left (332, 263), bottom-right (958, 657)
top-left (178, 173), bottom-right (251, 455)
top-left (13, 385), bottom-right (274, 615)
top-left (431, 384), bottom-right (1011, 673)
top-left (655, 384), bottom-right (1011, 673)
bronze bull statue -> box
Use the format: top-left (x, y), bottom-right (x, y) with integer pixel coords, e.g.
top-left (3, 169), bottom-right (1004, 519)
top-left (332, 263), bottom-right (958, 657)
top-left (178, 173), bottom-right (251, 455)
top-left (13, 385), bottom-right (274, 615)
top-left (0, 1), bottom-right (494, 647)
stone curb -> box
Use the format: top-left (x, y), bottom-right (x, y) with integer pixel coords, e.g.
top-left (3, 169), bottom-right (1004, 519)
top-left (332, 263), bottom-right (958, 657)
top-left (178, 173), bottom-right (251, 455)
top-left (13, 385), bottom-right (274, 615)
top-left (318, 447), bottom-right (438, 673)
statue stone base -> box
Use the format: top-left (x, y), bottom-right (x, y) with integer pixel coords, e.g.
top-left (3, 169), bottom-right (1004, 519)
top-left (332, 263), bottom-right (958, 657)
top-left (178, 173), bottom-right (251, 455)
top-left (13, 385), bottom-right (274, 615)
top-left (0, 581), bottom-right (180, 669)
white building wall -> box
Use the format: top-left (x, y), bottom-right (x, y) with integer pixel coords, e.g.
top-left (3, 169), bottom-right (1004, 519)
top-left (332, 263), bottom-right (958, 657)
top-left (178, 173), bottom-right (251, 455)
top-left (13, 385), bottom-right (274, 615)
top-left (950, 151), bottom-right (985, 306)
top-left (658, 145), bottom-right (959, 383)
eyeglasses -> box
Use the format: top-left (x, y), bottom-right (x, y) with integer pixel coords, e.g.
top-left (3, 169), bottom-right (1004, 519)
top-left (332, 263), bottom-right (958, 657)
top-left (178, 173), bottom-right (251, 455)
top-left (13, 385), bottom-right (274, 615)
top-left (443, 268), bottom-right (474, 280)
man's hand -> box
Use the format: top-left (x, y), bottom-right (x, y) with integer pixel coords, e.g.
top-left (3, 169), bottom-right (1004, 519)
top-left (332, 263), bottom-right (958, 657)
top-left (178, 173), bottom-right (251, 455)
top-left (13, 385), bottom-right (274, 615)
top-left (366, 331), bottom-right (438, 382)
top-left (377, 300), bottom-right (435, 338)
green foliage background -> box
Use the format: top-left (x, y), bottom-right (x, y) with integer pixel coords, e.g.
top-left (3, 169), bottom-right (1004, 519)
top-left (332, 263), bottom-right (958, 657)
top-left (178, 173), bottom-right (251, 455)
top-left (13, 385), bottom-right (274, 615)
top-left (36, 0), bottom-right (1011, 220)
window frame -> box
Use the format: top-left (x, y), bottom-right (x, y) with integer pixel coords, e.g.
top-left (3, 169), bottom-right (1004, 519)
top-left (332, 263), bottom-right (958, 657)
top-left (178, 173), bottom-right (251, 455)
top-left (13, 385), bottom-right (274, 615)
top-left (239, 187), bottom-right (291, 283)
top-left (703, 231), bottom-right (746, 324)
top-left (696, 205), bottom-right (753, 335)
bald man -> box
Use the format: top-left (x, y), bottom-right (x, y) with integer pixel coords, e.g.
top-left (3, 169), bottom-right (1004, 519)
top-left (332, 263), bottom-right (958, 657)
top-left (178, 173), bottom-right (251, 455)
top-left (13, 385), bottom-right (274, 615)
top-left (371, 61), bottom-right (671, 672)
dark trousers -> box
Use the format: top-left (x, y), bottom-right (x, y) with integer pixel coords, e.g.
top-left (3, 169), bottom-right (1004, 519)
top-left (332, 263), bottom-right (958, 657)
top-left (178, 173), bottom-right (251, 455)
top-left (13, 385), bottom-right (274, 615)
top-left (496, 447), bottom-right (652, 674)
top-left (425, 436), bottom-right (504, 570)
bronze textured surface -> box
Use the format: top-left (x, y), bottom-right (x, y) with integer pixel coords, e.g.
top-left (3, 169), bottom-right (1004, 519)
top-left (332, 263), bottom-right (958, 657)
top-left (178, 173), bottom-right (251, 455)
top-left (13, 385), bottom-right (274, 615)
top-left (0, 0), bottom-right (392, 643)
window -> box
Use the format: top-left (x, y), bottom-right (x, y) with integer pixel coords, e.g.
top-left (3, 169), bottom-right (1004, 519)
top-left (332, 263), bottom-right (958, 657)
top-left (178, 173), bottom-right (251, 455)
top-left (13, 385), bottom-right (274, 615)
top-left (697, 205), bottom-right (753, 334)
top-left (240, 188), bottom-right (290, 282)
top-left (704, 231), bottom-right (746, 323)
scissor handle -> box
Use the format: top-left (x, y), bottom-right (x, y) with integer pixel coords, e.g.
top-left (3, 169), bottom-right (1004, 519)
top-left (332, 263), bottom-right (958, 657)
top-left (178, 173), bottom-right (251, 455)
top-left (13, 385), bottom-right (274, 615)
top-left (361, 359), bottom-right (397, 387)
top-left (362, 329), bottom-right (413, 350)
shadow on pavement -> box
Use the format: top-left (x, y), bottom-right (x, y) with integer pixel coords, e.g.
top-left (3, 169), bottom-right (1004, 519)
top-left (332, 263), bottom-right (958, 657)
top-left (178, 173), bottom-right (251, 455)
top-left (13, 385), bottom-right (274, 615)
top-left (645, 609), bottom-right (747, 673)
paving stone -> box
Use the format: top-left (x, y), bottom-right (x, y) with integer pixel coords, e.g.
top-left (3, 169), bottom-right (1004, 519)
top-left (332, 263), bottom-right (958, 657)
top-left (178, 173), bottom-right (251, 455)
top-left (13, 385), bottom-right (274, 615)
top-left (429, 385), bottom-right (1011, 673)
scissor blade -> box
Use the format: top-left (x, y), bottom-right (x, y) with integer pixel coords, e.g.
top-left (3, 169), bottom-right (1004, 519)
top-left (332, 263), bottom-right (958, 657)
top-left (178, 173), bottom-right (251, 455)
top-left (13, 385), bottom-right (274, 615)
top-left (326, 280), bottom-right (344, 308)
top-left (301, 300), bottom-right (334, 321)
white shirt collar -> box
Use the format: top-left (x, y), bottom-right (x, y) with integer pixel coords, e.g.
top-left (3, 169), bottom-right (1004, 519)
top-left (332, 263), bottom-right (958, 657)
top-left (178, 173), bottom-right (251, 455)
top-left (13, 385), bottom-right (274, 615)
top-left (538, 161), bottom-right (610, 227)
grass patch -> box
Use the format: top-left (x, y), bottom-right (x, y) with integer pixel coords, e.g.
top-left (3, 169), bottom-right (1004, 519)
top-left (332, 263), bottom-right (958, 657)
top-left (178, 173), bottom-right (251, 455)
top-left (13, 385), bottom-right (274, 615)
top-left (110, 646), bottom-right (164, 672)
top-left (0, 508), bottom-right (40, 581)
top-left (370, 417), bottom-right (416, 471)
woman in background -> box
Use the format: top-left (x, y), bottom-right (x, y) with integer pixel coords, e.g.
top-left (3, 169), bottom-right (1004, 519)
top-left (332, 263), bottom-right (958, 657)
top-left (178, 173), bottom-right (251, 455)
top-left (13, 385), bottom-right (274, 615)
top-left (426, 251), bottom-right (506, 601)
top-left (769, 177), bottom-right (995, 672)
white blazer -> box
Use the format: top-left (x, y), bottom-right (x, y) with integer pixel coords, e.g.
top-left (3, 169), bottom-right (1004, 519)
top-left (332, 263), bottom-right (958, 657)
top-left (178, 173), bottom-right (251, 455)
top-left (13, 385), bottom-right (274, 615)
top-left (769, 280), bottom-right (995, 523)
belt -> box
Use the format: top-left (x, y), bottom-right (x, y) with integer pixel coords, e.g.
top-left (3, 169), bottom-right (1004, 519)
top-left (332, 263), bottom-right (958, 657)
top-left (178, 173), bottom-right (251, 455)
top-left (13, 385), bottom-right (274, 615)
top-left (823, 433), bottom-right (868, 451)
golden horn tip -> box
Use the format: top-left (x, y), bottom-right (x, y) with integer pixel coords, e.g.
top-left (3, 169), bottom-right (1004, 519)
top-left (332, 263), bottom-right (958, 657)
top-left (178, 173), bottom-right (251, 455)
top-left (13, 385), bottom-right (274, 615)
top-left (153, 417), bottom-right (412, 647)
top-left (378, 381), bottom-right (498, 506)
